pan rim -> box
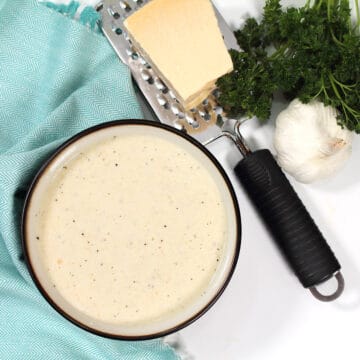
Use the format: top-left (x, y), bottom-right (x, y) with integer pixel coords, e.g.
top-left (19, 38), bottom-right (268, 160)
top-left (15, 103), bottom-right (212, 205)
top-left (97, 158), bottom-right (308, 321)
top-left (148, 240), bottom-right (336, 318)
top-left (21, 119), bottom-right (242, 340)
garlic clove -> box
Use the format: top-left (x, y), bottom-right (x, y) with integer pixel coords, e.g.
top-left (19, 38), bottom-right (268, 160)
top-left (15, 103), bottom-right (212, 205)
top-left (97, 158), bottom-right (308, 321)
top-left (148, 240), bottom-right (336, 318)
top-left (274, 99), bottom-right (353, 184)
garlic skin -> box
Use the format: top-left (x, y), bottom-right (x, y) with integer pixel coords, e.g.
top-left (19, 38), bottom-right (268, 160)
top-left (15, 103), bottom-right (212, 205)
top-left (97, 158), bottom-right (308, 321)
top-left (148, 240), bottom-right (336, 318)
top-left (274, 99), bottom-right (353, 183)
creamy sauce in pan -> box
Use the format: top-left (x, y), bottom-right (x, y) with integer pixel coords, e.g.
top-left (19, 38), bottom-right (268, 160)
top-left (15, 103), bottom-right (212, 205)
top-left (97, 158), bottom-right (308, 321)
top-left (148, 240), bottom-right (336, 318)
top-left (36, 132), bottom-right (228, 325)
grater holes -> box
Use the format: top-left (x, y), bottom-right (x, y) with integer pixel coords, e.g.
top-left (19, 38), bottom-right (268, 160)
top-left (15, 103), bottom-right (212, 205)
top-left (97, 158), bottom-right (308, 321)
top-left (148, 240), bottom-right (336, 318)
top-left (95, 3), bottom-right (103, 11)
top-left (111, 22), bottom-right (123, 35)
top-left (168, 90), bottom-right (177, 100)
top-left (141, 69), bottom-right (154, 84)
top-left (119, 1), bottom-right (131, 12)
top-left (185, 114), bottom-right (196, 125)
top-left (203, 102), bottom-right (213, 113)
top-left (171, 104), bottom-right (185, 119)
top-left (108, 6), bottom-right (121, 19)
top-left (139, 57), bottom-right (147, 65)
top-left (185, 113), bottom-right (201, 129)
top-left (191, 120), bottom-right (200, 129)
top-left (204, 113), bottom-right (212, 121)
top-left (124, 33), bottom-right (131, 43)
top-left (114, 27), bottom-right (123, 35)
top-left (154, 78), bottom-right (168, 94)
top-left (157, 95), bottom-right (170, 109)
top-left (174, 121), bottom-right (186, 131)
top-left (138, 59), bottom-right (152, 69)
top-left (214, 106), bottom-right (223, 115)
top-left (131, 52), bottom-right (139, 60)
top-left (199, 110), bottom-right (212, 121)
top-left (212, 89), bottom-right (220, 99)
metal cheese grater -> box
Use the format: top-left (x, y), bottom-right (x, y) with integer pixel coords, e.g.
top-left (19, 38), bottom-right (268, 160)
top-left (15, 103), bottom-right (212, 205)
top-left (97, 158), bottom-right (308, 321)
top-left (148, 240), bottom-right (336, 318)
top-left (96, 0), bottom-right (344, 301)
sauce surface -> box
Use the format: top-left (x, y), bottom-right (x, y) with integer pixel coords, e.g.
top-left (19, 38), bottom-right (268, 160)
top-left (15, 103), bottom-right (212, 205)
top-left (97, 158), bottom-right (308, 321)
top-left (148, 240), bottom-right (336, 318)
top-left (36, 132), bottom-right (228, 325)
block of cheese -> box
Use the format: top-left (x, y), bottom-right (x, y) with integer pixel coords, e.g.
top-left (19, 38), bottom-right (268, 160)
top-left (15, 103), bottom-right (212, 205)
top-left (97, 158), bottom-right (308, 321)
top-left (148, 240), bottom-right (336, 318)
top-left (124, 0), bottom-right (233, 110)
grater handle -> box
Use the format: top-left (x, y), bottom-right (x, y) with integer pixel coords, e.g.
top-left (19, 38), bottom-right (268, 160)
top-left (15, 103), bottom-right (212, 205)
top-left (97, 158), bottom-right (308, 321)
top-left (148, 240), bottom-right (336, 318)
top-left (234, 149), bottom-right (344, 301)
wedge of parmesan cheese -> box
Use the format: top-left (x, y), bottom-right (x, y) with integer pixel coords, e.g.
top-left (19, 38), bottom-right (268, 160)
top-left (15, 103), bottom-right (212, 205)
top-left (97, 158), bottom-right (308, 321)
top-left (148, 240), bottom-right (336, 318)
top-left (124, 0), bottom-right (233, 110)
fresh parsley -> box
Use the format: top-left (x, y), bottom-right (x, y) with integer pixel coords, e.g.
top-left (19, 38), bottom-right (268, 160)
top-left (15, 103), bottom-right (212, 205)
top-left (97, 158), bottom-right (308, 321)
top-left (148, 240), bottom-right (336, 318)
top-left (217, 0), bottom-right (360, 133)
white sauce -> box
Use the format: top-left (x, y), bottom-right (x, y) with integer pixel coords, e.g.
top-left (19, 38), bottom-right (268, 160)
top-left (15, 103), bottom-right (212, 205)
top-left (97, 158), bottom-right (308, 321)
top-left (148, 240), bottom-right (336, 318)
top-left (36, 133), bottom-right (228, 325)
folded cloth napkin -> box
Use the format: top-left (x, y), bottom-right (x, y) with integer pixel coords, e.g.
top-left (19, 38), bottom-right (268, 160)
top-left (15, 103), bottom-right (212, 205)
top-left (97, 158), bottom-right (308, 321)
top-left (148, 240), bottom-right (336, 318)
top-left (0, 0), bottom-right (178, 358)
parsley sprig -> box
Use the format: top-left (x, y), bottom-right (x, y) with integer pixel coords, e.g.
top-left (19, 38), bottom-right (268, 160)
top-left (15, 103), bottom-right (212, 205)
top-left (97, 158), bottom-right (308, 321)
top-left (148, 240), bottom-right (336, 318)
top-left (217, 0), bottom-right (360, 133)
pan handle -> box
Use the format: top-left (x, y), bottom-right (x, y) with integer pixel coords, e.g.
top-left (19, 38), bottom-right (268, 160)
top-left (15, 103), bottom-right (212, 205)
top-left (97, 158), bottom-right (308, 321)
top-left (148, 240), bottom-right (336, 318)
top-left (234, 149), bottom-right (343, 301)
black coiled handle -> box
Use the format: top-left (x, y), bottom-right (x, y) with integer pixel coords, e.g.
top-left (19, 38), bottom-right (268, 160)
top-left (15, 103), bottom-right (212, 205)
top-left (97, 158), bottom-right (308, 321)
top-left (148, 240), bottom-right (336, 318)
top-left (235, 149), bottom-right (341, 290)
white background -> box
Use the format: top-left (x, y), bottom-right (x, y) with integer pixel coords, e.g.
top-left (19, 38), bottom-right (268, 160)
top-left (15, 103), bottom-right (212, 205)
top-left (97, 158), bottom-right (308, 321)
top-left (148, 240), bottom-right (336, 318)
top-left (178, 1), bottom-right (360, 359)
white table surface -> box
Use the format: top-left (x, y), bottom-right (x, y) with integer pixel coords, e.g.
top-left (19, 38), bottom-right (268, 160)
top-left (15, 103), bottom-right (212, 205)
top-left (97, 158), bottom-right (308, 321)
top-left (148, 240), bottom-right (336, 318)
top-left (176, 1), bottom-right (360, 359)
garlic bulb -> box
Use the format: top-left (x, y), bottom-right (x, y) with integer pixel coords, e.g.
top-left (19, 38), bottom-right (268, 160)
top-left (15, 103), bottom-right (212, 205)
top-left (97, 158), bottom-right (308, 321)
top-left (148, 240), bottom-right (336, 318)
top-left (274, 99), bottom-right (353, 183)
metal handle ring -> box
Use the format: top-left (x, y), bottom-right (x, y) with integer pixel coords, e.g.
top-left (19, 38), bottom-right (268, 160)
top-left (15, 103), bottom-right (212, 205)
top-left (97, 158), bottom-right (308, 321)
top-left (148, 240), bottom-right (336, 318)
top-left (309, 272), bottom-right (345, 302)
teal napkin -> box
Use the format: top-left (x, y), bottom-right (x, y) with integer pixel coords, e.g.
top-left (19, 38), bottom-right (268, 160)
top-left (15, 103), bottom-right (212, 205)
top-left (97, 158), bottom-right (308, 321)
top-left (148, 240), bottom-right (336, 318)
top-left (0, 0), bottom-right (178, 358)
